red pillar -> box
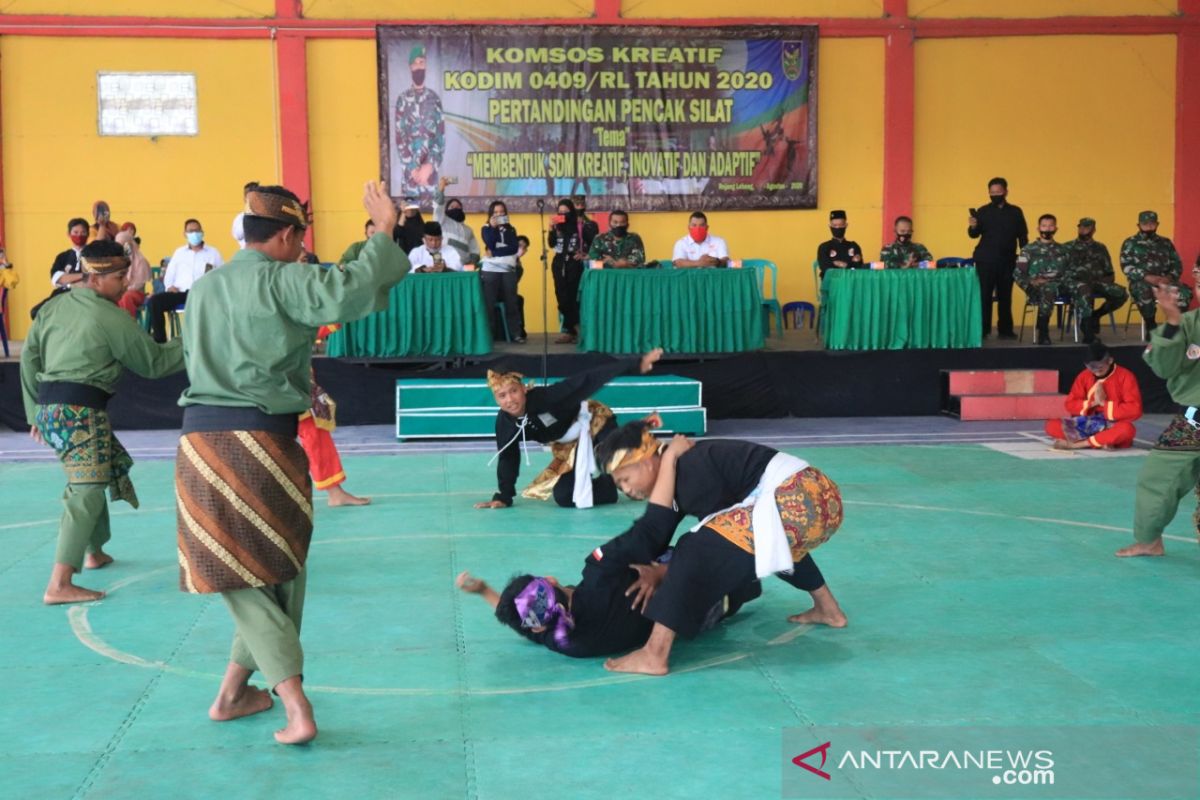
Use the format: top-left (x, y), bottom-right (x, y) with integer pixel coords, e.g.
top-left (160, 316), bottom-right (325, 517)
top-left (275, 0), bottom-right (313, 249)
top-left (881, 0), bottom-right (914, 245)
top-left (1176, 0), bottom-right (1200, 287)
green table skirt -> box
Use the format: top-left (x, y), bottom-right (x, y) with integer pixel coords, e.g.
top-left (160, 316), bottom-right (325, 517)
top-left (326, 271), bottom-right (492, 358)
top-left (578, 268), bottom-right (766, 354)
top-left (823, 267), bottom-right (982, 350)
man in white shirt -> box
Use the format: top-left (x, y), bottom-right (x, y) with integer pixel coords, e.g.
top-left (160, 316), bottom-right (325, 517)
top-left (230, 181), bottom-right (259, 251)
top-left (148, 218), bottom-right (224, 342)
top-left (671, 212), bottom-right (730, 268)
top-left (408, 221), bottom-right (463, 272)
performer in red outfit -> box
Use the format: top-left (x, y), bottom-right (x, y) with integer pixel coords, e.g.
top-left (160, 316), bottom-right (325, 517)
top-left (1044, 340), bottom-right (1142, 450)
top-left (298, 371), bottom-right (369, 506)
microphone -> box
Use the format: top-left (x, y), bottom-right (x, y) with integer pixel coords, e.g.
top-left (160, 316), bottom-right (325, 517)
top-left (536, 198), bottom-right (545, 209)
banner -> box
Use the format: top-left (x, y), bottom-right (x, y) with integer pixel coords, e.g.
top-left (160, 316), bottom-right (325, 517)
top-left (377, 24), bottom-right (818, 213)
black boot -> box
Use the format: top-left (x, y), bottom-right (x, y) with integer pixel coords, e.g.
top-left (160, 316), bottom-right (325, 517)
top-left (1036, 313), bottom-right (1052, 345)
top-left (1142, 310), bottom-right (1157, 341)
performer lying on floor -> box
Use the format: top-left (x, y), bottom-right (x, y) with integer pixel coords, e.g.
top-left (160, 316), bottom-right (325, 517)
top-left (475, 348), bottom-right (663, 510)
top-left (457, 435), bottom-right (760, 657)
top-left (595, 424), bottom-right (847, 676)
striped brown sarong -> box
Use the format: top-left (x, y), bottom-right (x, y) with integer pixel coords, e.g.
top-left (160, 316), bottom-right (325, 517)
top-left (175, 430), bottom-right (313, 594)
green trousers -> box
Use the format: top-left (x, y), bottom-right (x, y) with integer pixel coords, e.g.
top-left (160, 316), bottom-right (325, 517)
top-left (1132, 449), bottom-right (1200, 543)
top-left (221, 569), bottom-right (307, 689)
top-left (56, 483), bottom-right (112, 571)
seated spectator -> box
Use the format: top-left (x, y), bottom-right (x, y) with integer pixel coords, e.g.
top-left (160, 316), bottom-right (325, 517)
top-left (880, 216), bottom-right (932, 269)
top-left (434, 176), bottom-right (481, 266)
top-left (1015, 214), bottom-right (1089, 345)
top-left (147, 218), bottom-right (224, 343)
top-left (1065, 217), bottom-right (1128, 339)
top-left (114, 223), bottom-right (151, 317)
top-left (340, 220), bottom-right (376, 264)
top-left (816, 210), bottom-right (863, 277)
top-left (588, 210), bottom-right (646, 269)
top-left (393, 197), bottom-right (425, 254)
top-left (409, 221), bottom-right (463, 272)
top-left (481, 200), bottom-right (525, 343)
top-left (1045, 340), bottom-right (1141, 450)
top-left (231, 180), bottom-right (259, 251)
top-left (51, 218), bottom-right (89, 292)
top-left (671, 211), bottom-right (729, 268)
top-left (89, 200), bottom-right (119, 242)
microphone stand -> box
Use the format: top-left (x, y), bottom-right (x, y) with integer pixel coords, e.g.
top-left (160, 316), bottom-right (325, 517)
top-left (537, 198), bottom-right (549, 386)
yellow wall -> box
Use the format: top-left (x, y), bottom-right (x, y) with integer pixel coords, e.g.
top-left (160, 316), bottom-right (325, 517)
top-left (306, 37), bottom-right (883, 333)
top-left (0, 0), bottom-right (275, 17)
top-left (303, 0), bottom-right (590, 18)
top-left (913, 34), bottom-right (1176, 324)
top-left (622, 0), bottom-right (888, 17)
top-left (1, 36), bottom-right (278, 334)
top-left (910, 0), bottom-right (1176, 18)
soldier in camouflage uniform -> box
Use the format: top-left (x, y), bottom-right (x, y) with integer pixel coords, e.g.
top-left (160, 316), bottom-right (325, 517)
top-left (879, 216), bottom-right (933, 269)
top-left (1120, 209), bottom-right (1190, 337)
top-left (586, 210), bottom-right (646, 269)
top-left (1064, 217), bottom-right (1128, 338)
top-left (394, 45), bottom-right (444, 204)
top-left (1015, 214), bottom-right (1089, 345)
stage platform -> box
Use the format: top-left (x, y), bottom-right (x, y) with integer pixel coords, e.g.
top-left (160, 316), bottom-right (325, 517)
top-left (0, 328), bottom-right (1172, 431)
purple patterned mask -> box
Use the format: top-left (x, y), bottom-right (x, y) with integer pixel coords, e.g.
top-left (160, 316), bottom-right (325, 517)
top-left (514, 578), bottom-right (574, 646)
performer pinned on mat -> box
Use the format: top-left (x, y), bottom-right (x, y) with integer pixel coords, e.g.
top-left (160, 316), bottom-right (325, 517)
top-left (474, 348), bottom-right (663, 510)
top-left (1044, 340), bottom-right (1142, 450)
top-left (21, 240), bottom-right (185, 605)
top-left (595, 424), bottom-right (847, 676)
top-left (457, 436), bottom-right (760, 657)
top-left (175, 182), bottom-right (407, 745)
top-left (1118, 263), bottom-right (1200, 558)
top-left (298, 372), bottom-right (369, 506)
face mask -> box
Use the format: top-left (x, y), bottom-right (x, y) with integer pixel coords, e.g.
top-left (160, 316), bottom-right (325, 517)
top-left (611, 225), bottom-right (628, 237)
top-left (897, 233), bottom-right (911, 242)
top-left (1040, 231), bottom-right (1055, 240)
top-left (69, 233), bottom-right (87, 247)
top-left (830, 227), bottom-right (846, 239)
top-left (689, 227), bottom-right (707, 243)
top-left (1078, 232), bottom-right (1093, 241)
top-left (411, 69), bottom-right (426, 85)
top-left (446, 208), bottom-right (465, 223)
top-left (186, 231), bottom-right (204, 247)
top-left (1140, 229), bottom-right (1156, 237)
top-left (990, 195), bottom-right (1005, 206)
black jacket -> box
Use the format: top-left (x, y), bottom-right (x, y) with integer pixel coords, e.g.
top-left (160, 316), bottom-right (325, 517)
top-left (969, 202), bottom-right (1029, 262)
top-left (816, 238), bottom-right (865, 277)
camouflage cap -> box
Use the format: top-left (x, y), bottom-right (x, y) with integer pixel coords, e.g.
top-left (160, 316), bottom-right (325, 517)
top-left (409, 45), bottom-right (425, 65)
top-left (1077, 217), bottom-right (1096, 228)
top-left (1139, 210), bottom-right (1158, 223)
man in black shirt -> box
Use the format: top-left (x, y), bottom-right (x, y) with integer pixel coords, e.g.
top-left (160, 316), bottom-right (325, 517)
top-left (969, 177), bottom-right (1028, 339)
top-left (816, 209), bottom-right (864, 278)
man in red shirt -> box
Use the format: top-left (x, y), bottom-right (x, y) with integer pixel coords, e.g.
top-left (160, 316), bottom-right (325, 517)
top-left (1044, 340), bottom-right (1142, 450)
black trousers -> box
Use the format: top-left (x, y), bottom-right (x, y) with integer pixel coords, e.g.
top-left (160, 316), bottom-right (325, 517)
top-left (645, 527), bottom-right (827, 639)
top-left (148, 290), bottom-right (188, 343)
top-left (480, 271), bottom-right (523, 340)
top-left (552, 255), bottom-right (585, 332)
top-left (551, 470), bottom-right (619, 508)
top-left (975, 259), bottom-right (1015, 336)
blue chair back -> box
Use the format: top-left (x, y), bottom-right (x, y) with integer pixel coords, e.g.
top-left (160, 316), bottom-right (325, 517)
top-left (936, 257), bottom-right (974, 269)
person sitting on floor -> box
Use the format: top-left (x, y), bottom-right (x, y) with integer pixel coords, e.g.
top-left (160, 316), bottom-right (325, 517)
top-left (1044, 340), bottom-right (1142, 450)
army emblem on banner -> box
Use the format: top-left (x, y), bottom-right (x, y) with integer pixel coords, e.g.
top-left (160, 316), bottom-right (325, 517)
top-left (782, 41), bottom-right (804, 81)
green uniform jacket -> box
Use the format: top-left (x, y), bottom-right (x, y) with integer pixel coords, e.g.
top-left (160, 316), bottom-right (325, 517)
top-left (20, 287), bottom-right (184, 424)
top-left (587, 231), bottom-right (646, 267)
top-left (1144, 309), bottom-right (1200, 406)
top-left (179, 233), bottom-right (408, 415)
top-left (879, 240), bottom-right (932, 269)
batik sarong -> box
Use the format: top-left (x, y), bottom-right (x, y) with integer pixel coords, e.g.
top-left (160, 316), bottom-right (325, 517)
top-left (521, 400), bottom-right (614, 501)
top-left (176, 430), bottom-right (313, 594)
top-left (35, 403), bottom-right (138, 506)
top-left (704, 467), bottom-right (843, 562)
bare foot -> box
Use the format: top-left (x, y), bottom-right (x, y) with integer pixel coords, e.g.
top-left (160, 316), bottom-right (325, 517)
top-left (85, 551), bottom-right (114, 569)
top-left (1052, 440), bottom-right (1074, 451)
top-left (1115, 539), bottom-right (1165, 558)
top-left (43, 585), bottom-right (105, 605)
top-left (327, 485), bottom-right (370, 507)
top-left (788, 606), bottom-right (849, 627)
top-left (603, 648), bottom-right (668, 676)
top-left (274, 699), bottom-right (317, 745)
top-left (209, 686), bottom-right (274, 721)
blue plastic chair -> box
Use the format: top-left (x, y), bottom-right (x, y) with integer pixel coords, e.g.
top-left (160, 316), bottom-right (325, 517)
top-left (782, 300), bottom-right (816, 330)
top-left (0, 287), bottom-right (9, 357)
top-left (936, 257), bottom-right (975, 269)
top-left (743, 259), bottom-right (783, 338)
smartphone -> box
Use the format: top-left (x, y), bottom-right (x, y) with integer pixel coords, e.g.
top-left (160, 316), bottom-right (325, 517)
top-left (553, 214), bottom-right (566, 225)
top-left (446, 176), bottom-right (459, 185)
top-left (496, 214), bottom-right (510, 226)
